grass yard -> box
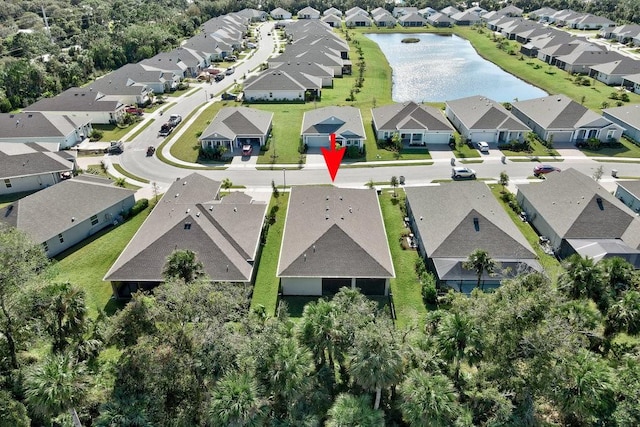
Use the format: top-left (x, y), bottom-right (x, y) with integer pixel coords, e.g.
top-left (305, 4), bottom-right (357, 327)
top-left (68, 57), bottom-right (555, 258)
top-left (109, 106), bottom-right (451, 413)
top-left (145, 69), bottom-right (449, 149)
top-left (454, 27), bottom-right (640, 113)
top-left (500, 139), bottom-right (560, 157)
top-left (379, 190), bottom-right (427, 329)
top-left (50, 207), bottom-right (152, 317)
top-left (488, 184), bottom-right (563, 282)
top-left (111, 163), bottom-right (150, 184)
top-left (579, 137), bottom-right (640, 158)
top-left (93, 123), bottom-right (137, 142)
top-left (250, 193), bottom-right (288, 316)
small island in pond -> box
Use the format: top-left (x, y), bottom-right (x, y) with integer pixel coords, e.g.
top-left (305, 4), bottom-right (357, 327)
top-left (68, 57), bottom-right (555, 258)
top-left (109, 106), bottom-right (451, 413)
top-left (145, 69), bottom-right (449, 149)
top-left (401, 37), bottom-right (420, 43)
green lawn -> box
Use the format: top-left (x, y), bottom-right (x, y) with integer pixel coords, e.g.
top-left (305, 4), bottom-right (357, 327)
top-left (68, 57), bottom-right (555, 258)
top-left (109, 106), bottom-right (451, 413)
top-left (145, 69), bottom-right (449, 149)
top-left (379, 190), bottom-right (427, 329)
top-left (112, 163), bottom-right (150, 183)
top-left (93, 123), bottom-right (138, 142)
top-left (250, 193), bottom-right (288, 316)
top-left (579, 137), bottom-right (640, 158)
top-left (488, 184), bottom-right (562, 282)
top-left (50, 207), bottom-right (152, 317)
top-left (500, 139), bottom-right (560, 157)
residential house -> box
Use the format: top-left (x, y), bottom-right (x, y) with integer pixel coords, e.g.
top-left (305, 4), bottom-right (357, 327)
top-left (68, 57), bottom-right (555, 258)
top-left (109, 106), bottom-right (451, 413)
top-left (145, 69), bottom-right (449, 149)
top-left (86, 68), bottom-right (153, 106)
top-left (243, 69), bottom-right (321, 102)
top-left (405, 182), bottom-right (541, 292)
top-left (373, 11), bottom-right (396, 28)
top-left (603, 104), bottom-right (640, 142)
top-left (371, 101), bottom-right (455, 145)
top-left (298, 6), bottom-right (320, 20)
top-left (0, 112), bottom-right (92, 148)
top-left (445, 95), bottom-right (530, 144)
top-left (301, 106), bottom-right (366, 149)
top-left (399, 12), bottom-right (427, 27)
top-left (600, 24), bottom-right (640, 43)
top-left (517, 169), bottom-right (640, 267)
top-left (270, 7), bottom-right (292, 20)
top-left (548, 9), bottom-right (584, 26)
top-left (270, 48), bottom-right (349, 76)
top-left (511, 95), bottom-right (624, 145)
top-left (497, 5), bottom-right (523, 17)
top-left (427, 13), bottom-right (454, 28)
top-left (345, 13), bottom-right (372, 27)
top-left (567, 14), bottom-right (615, 30)
top-left (25, 87), bottom-right (125, 125)
top-left (555, 50), bottom-right (625, 74)
top-left (622, 73), bottom-right (640, 94)
top-left (102, 63), bottom-right (179, 94)
top-left (323, 7), bottom-right (342, 17)
top-left (237, 8), bottom-right (267, 22)
top-left (440, 6), bottom-right (460, 17)
top-left (589, 59), bottom-right (640, 86)
top-left (277, 186), bottom-right (394, 296)
top-left (466, 6), bottom-right (487, 16)
top-left (0, 142), bottom-right (76, 195)
top-left (418, 7), bottom-right (438, 18)
top-left (322, 14), bottom-right (342, 28)
top-left (451, 10), bottom-right (483, 26)
top-left (182, 33), bottom-right (226, 63)
top-left (537, 39), bottom-right (600, 65)
top-left (0, 175), bottom-right (135, 257)
top-left (615, 181), bottom-right (640, 214)
top-left (392, 7), bottom-right (418, 18)
top-left (345, 6), bottom-right (367, 17)
top-left (139, 51), bottom-right (191, 79)
top-left (199, 107), bottom-right (273, 152)
top-left (105, 174), bottom-right (267, 298)
top-left (528, 7), bottom-right (558, 22)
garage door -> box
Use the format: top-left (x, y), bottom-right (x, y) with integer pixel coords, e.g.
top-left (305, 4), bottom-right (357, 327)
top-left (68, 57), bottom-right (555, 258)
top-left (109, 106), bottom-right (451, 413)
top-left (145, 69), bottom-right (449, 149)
top-left (306, 135), bottom-right (329, 148)
top-left (549, 131), bottom-right (573, 144)
top-left (425, 133), bottom-right (451, 144)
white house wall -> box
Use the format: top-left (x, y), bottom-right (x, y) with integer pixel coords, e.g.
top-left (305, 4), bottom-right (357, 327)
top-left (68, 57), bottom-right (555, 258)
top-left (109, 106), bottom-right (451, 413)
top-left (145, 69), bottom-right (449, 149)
top-left (281, 277), bottom-right (322, 295)
top-left (244, 89), bottom-right (304, 102)
top-left (602, 112), bottom-right (640, 142)
top-left (1, 173), bottom-right (65, 196)
top-left (516, 192), bottom-right (563, 251)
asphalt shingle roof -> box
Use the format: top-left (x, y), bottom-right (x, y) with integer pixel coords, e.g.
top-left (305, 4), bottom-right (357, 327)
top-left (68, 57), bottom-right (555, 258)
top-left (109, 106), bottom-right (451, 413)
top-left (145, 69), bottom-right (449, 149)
top-left (200, 107), bottom-right (273, 141)
top-left (372, 101), bottom-right (454, 132)
top-left (301, 106), bottom-right (365, 138)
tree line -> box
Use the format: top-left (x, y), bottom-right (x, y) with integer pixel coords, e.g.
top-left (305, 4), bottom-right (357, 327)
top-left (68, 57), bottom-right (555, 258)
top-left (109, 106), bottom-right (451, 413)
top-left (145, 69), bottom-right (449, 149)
top-left (2, 219), bottom-right (640, 425)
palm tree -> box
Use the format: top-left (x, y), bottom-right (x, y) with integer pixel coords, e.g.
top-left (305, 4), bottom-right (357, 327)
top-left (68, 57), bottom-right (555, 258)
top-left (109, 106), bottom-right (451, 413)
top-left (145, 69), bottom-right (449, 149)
top-left (326, 393), bottom-right (384, 427)
top-left (600, 256), bottom-right (635, 298)
top-left (162, 249), bottom-right (204, 283)
top-left (24, 353), bottom-right (87, 426)
top-left (606, 290), bottom-right (640, 336)
top-left (208, 371), bottom-right (267, 427)
top-left (462, 249), bottom-right (496, 290)
top-left (42, 282), bottom-right (87, 354)
top-left (559, 254), bottom-right (605, 307)
top-left (348, 323), bottom-right (404, 410)
top-left (95, 396), bottom-right (152, 427)
top-left (436, 312), bottom-right (482, 391)
top-left (399, 369), bottom-right (466, 427)
top-left (298, 299), bottom-right (339, 372)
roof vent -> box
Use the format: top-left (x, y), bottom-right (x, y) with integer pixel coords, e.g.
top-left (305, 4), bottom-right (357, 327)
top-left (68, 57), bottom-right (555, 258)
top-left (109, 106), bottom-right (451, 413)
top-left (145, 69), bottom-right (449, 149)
top-left (175, 193), bottom-right (180, 197)
top-left (326, 195), bottom-right (330, 200)
top-left (339, 195), bottom-right (343, 200)
top-left (304, 253), bottom-right (307, 261)
top-left (186, 208), bottom-right (190, 214)
top-left (234, 207), bottom-right (237, 212)
top-left (71, 217), bottom-right (75, 222)
top-left (209, 205), bottom-right (213, 211)
top-left (183, 181), bottom-right (187, 185)
top-left (196, 212), bottom-right (200, 217)
top-left (313, 245), bottom-right (316, 252)
top-left (326, 205), bottom-right (329, 211)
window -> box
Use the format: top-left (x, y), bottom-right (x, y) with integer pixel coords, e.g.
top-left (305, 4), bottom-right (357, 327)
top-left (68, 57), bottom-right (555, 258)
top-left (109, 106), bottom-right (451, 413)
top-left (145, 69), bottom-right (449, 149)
top-left (43, 242), bottom-right (48, 253)
top-left (4, 179), bottom-right (11, 188)
top-left (58, 233), bottom-right (64, 243)
top-left (90, 215), bottom-right (99, 226)
top-left (607, 130), bottom-right (615, 139)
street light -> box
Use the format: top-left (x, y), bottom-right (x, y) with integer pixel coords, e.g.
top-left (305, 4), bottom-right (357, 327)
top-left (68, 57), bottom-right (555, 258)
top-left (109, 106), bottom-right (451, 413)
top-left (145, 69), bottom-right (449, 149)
top-left (282, 168), bottom-right (286, 191)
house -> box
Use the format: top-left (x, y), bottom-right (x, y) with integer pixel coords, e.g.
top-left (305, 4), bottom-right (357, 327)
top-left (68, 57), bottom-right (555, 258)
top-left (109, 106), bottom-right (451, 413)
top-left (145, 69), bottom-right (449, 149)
top-left (603, 104), bottom-right (640, 142)
top-left (398, 12), bottom-right (427, 27)
top-left (567, 14), bottom-right (615, 30)
top-left (537, 39), bottom-right (600, 66)
top-left (345, 13), bottom-right (372, 27)
top-left (516, 169), bottom-right (640, 267)
top-left (323, 7), bottom-right (342, 17)
top-left (237, 8), bottom-right (267, 22)
top-left (440, 6), bottom-right (461, 17)
top-left (371, 101), bottom-right (455, 145)
top-left (451, 10), bottom-right (483, 26)
top-left (0, 112), bottom-right (92, 149)
top-left (496, 5), bottom-right (523, 17)
top-left (528, 7), bottom-right (558, 22)
top-left (392, 7), bottom-right (418, 18)
top-left (86, 67), bottom-right (153, 106)
top-left (622, 73), bottom-right (640, 94)
top-left (405, 182), bottom-right (541, 292)
top-left (270, 48), bottom-right (349, 76)
top-left (589, 59), bottom-right (640, 86)
top-left (615, 181), bottom-right (640, 214)
top-left (199, 107), bottom-right (273, 152)
top-left (277, 186), bottom-right (394, 296)
top-left (555, 50), bottom-right (625, 74)
top-left (373, 11), bottom-right (396, 28)
top-left (345, 6), bottom-right (367, 17)
top-left (427, 13), bottom-right (454, 28)
top-left (270, 7), bottom-right (292, 20)
top-left (600, 24), bottom-right (640, 43)
top-left (466, 6), bottom-right (487, 16)
top-left (243, 69), bottom-right (321, 102)
top-left (0, 175), bottom-right (135, 257)
top-left (101, 63), bottom-right (179, 94)
top-left (105, 174), bottom-right (267, 299)
top-left (445, 96), bottom-right (530, 144)
top-left (0, 142), bottom-right (76, 195)
top-left (322, 14), bottom-right (342, 28)
top-left (25, 87), bottom-right (125, 125)
top-left (419, 7), bottom-right (438, 18)
top-left (301, 106), bottom-right (366, 149)
top-left (298, 6), bottom-right (320, 20)
top-left (511, 95), bottom-right (624, 145)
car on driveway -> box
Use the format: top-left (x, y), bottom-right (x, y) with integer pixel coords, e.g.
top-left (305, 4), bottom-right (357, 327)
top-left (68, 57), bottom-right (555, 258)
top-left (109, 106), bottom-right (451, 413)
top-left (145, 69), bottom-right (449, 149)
top-left (533, 164), bottom-right (561, 177)
top-left (452, 166), bottom-right (476, 180)
top-left (477, 141), bottom-right (489, 153)
top-left (242, 144), bottom-right (253, 156)
top-left (221, 92), bottom-right (236, 100)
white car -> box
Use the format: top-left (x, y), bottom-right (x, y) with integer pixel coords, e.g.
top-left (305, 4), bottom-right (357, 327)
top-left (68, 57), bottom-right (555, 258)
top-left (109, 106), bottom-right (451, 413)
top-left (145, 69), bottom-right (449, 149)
top-left (477, 141), bottom-right (489, 153)
top-left (452, 166), bottom-right (476, 180)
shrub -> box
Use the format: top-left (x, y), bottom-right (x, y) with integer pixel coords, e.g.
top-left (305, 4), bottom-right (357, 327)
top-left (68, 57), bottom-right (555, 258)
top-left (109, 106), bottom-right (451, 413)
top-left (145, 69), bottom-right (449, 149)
top-left (89, 129), bottom-right (104, 141)
top-left (421, 272), bottom-right (438, 305)
top-left (346, 145), bottom-right (361, 159)
top-left (128, 198), bottom-right (149, 218)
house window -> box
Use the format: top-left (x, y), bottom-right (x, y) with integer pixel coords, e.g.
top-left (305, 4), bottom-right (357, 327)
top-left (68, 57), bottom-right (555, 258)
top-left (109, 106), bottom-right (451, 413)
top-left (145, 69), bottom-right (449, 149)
top-left (43, 242), bottom-right (48, 253)
top-left (90, 215), bottom-right (99, 226)
top-left (606, 130), bottom-right (615, 139)
top-left (4, 179), bottom-right (11, 188)
top-left (58, 233), bottom-right (64, 243)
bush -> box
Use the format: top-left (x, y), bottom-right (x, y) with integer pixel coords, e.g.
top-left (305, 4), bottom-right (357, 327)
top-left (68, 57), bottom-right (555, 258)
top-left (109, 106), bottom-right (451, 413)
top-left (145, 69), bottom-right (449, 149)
top-left (128, 199), bottom-right (149, 218)
top-left (421, 272), bottom-right (438, 305)
top-left (89, 129), bottom-right (104, 141)
top-left (346, 145), bottom-right (361, 159)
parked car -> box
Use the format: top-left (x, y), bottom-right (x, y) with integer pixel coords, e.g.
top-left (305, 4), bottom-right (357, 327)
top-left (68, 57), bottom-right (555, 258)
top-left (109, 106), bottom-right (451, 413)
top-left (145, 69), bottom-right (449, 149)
top-left (125, 106), bottom-right (143, 116)
top-left (242, 144), bottom-right (253, 156)
top-left (533, 164), bottom-right (561, 177)
top-left (221, 92), bottom-right (237, 100)
top-left (226, 55), bottom-right (237, 62)
top-left (146, 146), bottom-right (156, 156)
top-left (169, 114), bottom-right (182, 126)
top-left (105, 141), bottom-right (124, 154)
top-left (477, 141), bottom-right (489, 153)
top-left (246, 42), bottom-right (257, 49)
top-left (225, 67), bottom-right (235, 75)
top-left (451, 166), bottom-right (476, 180)
top-left (214, 74), bottom-right (225, 82)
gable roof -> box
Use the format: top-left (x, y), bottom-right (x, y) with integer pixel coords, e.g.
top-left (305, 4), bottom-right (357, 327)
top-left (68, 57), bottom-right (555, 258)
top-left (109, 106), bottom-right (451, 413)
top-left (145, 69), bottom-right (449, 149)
top-left (26, 87), bottom-right (123, 113)
top-left (0, 177), bottom-right (134, 244)
top-left (399, 12), bottom-right (427, 23)
top-left (557, 49), bottom-right (625, 67)
top-left (603, 103), bottom-right (640, 130)
top-left (301, 106), bottom-right (365, 139)
top-left (512, 95), bottom-right (618, 130)
top-left (517, 169), bottom-right (640, 249)
top-left (0, 112), bottom-right (88, 139)
top-left (0, 143), bottom-right (74, 180)
top-left (590, 58), bottom-right (640, 76)
top-left (277, 186), bottom-right (394, 278)
top-left (406, 182), bottom-right (537, 260)
top-left (446, 95), bottom-right (530, 132)
top-left (200, 107), bottom-right (273, 141)
top-left (451, 10), bottom-right (482, 22)
top-left (372, 101), bottom-right (454, 133)
top-left (104, 173), bottom-right (267, 283)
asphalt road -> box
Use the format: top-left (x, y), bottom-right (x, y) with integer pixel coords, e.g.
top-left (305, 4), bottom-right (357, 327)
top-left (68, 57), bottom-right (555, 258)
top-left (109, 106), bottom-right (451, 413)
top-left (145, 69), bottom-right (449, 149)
top-left (115, 22), bottom-right (639, 190)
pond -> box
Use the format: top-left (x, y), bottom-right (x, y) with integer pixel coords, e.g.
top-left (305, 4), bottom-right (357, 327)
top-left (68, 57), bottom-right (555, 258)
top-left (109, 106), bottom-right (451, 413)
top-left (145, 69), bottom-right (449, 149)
top-left (365, 33), bottom-right (547, 103)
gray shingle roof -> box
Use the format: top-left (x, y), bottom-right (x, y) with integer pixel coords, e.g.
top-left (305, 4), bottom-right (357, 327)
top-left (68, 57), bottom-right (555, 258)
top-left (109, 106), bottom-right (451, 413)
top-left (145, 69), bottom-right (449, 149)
top-left (512, 95), bottom-right (608, 130)
top-left (104, 173), bottom-right (267, 282)
top-left (590, 58), bottom-right (640, 76)
top-left (0, 177), bottom-right (134, 243)
top-left (278, 186), bottom-right (394, 278)
top-left (301, 106), bottom-right (365, 138)
top-left (603, 103), bottom-right (640, 129)
top-left (405, 182), bottom-right (536, 260)
top-left (244, 69), bottom-right (312, 92)
top-left (26, 87), bottom-right (122, 112)
top-left (372, 101), bottom-right (454, 133)
top-left (0, 112), bottom-right (87, 139)
top-left (517, 169), bottom-right (640, 249)
top-left (617, 181), bottom-right (640, 202)
top-left (0, 146), bottom-right (74, 180)
top-left (557, 49), bottom-right (625, 67)
top-left (200, 107), bottom-right (273, 141)
top-left (446, 96), bottom-right (530, 132)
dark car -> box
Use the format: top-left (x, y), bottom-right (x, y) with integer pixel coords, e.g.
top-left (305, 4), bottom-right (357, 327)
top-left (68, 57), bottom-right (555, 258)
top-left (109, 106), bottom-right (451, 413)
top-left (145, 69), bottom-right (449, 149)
top-left (214, 74), bottom-right (225, 82)
top-left (105, 141), bottom-right (123, 154)
top-left (221, 92), bottom-right (236, 100)
top-left (158, 123), bottom-right (173, 137)
top-left (146, 146), bottom-right (156, 156)
top-left (533, 164), bottom-right (561, 177)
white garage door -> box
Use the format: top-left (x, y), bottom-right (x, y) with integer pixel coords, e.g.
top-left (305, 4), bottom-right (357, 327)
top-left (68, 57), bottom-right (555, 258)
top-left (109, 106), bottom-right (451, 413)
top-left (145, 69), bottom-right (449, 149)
top-left (305, 135), bottom-right (330, 148)
top-left (549, 131), bottom-right (573, 144)
top-left (426, 133), bottom-right (451, 144)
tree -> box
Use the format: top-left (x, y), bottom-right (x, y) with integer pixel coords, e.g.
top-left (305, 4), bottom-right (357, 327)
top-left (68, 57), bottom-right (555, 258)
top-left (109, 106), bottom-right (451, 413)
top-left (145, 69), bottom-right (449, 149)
top-left (463, 249), bottom-right (496, 290)
top-left (399, 370), bottom-right (467, 427)
top-left (208, 371), bottom-right (267, 426)
top-left (325, 394), bottom-right (384, 427)
top-left (498, 171), bottom-right (509, 189)
top-left (298, 299), bottom-right (339, 372)
top-left (606, 290), bottom-right (640, 336)
top-left (222, 178), bottom-right (233, 190)
top-left (592, 165), bottom-right (604, 181)
top-left (162, 249), bottom-right (204, 283)
top-left (435, 312), bottom-right (483, 390)
top-left (391, 132), bottom-right (402, 158)
top-left (390, 175), bottom-right (399, 198)
top-left (24, 353), bottom-right (87, 426)
top-left (0, 390), bottom-right (30, 427)
top-left (271, 179), bottom-right (279, 198)
top-left (600, 256), bottom-right (635, 298)
top-left (40, 282), bottom-right (87, 354)
top-left (559, 254), bottom-right (607, 310)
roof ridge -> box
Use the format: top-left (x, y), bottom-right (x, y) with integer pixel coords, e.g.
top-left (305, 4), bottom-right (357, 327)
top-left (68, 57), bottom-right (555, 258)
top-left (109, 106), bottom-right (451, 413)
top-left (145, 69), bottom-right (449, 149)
top-left (197, 203), bottom-right (250, 260)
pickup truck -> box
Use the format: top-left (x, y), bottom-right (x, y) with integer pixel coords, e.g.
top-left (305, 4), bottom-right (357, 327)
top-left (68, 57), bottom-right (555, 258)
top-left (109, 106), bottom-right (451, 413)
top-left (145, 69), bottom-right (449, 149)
top-left (159, 123), bottom-right (173, 137)
top-left (169, 114), bottom-right (182, 126)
